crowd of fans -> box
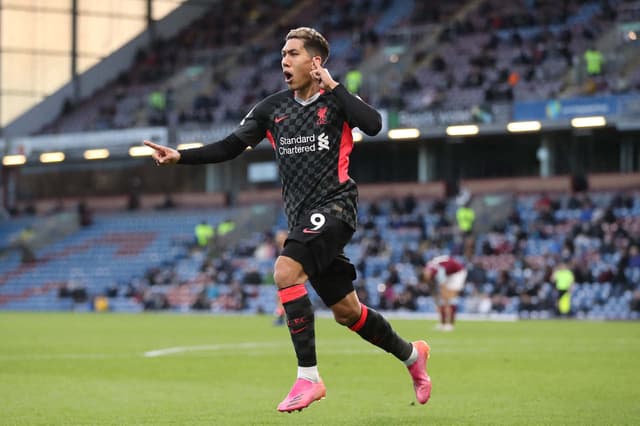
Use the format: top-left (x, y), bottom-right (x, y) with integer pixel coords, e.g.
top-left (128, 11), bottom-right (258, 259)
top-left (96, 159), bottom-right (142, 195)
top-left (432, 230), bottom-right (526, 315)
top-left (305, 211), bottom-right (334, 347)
top-left (38, 0), bottom-right (638, 134)
top-left (90, 189), bottom-right (640, 319)
top-left (392, 0), bottom-right (631, 117)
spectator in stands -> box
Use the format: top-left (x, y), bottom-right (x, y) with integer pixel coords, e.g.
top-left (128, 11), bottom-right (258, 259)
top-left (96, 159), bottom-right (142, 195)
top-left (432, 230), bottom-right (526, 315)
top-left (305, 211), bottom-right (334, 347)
top-left (584, 45), bottom-right (604, 77)
top-left (192, 289), bottom-right (211, 310)
top-left (58, 280), bottom-right (88, 310)
top-left (403, 193), bottom-right (417, 215)
top-left (394, 286), bottom-right (418, 311)
top-left (213, 217), bottom-right (236, 255)
top-left (628, 245), bottom-right (640, 269)
top-left (254, 231), bottom-right (277, 261)
top-left (423, 255), bottom-right (467, 331)
top-left (217, 218), bottom-right (236, 237)
top-left (194, 220), bottom-right (214, 249)
top-left (367, 200), bottom-right (382, 216)
top-left (143, 290), bottom-right (169, 311)
top-left (354, 278), bottom-right (370, 307)
top-left (147, 89), bottom-right (167, 125)
top-left (15, 226), bottom-right (36, 264)
top-left (143, 27), bottom-right (431, 412)
top-left (156, 193), bottom-right (176, 210)
top-left (127, 176), bottom-right (142, 211)
top-left (455, 189), bottom-right (475, 236)
top-left (535, 192), bottom-right (557, 225)
top-left (77, 200), bottom-right (93, 227)
top-left (345, 68), bottom-right (363, 94)
top-left (456, 189), bottom-right (475, 258)
top-left (552, 262), bottom-right (575, 317)
top-left (243, 267), bottom-right (263, 285)
top-left (631, 289), bottom-right (640, 314)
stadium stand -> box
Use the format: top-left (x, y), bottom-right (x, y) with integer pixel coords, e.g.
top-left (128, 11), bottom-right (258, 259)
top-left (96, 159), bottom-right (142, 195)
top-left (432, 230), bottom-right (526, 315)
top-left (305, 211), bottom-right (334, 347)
top-left (1, 183), bottom-right (639, 320)
top-left (1, 0), bottom-right (639, 321)
top-left (40, 0), bottom-right (415, 133)
top-left (35, 0), bottom-right (639, 133)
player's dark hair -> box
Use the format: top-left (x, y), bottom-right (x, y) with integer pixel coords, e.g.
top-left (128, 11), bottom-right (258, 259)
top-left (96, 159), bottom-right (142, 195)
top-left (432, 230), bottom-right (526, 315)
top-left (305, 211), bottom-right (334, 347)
top-left (285, 27), bottom-right (330, 65)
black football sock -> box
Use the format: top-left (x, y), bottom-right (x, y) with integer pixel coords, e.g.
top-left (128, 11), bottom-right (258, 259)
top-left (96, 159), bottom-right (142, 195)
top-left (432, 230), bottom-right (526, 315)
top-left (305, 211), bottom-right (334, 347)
top-left (278, 284), bottom-right (317, 367)
top-left (349, 304), bottom-right (413, 362)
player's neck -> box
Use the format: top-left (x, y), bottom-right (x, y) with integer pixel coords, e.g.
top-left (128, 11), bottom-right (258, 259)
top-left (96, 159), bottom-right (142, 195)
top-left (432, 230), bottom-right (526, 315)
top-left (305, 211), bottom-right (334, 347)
top-left (295, 82), bottom-right (321, 101)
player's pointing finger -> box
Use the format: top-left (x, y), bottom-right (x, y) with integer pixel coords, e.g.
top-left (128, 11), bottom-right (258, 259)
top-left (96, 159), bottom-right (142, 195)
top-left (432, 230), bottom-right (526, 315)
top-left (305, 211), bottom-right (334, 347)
top-left (143, 140), bottom-right (161, 150)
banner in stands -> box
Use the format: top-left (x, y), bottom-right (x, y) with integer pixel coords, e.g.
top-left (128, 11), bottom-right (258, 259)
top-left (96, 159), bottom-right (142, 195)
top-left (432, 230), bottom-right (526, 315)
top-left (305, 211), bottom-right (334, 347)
top-left (398, 109), bottom-right (476, 127)
top-left (513, 95), bottom-right (637, 121)
top-left (618, 95), bottom-right (640, 117)
top-left (396, 103), bottom-right (508, 128)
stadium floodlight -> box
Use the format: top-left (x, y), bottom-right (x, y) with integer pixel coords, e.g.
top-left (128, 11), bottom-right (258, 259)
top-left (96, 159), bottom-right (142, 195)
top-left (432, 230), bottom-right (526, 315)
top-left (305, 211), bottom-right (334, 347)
top-left (571, 116), bottom-right (607, 128)
top-left (352, 130), bottom-right (363, 142)
top-left (446, 125), bottom-right (479, 136)
top-left (39, 152), bottom-right (65, 163)
top-left (129, 145), bottom-right (154, 157)
top-left (388, 128), bottom-right (420, 139)
top-left (84, 149), bottom-right (110, 160)
top-left (2, 154), bottom-right (27, 166)
top-left (507, 121), bottom-right (542, 132)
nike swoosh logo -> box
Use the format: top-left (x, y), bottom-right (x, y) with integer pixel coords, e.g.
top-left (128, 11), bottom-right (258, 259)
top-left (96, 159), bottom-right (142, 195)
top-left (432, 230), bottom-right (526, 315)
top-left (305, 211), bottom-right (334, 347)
top-left (302, 228), bottom-right (320, 234)
top-left (275, 115), bottom-right (288, 123)
top-left (291, 327), bottom-right (307, 335)
top-left (287, 394), bottom-right (304, 406)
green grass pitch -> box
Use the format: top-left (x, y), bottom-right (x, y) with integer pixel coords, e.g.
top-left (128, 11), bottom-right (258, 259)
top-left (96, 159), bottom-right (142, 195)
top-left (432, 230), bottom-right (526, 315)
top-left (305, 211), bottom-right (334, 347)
top-left (1, 313), bottom-right (638, 425)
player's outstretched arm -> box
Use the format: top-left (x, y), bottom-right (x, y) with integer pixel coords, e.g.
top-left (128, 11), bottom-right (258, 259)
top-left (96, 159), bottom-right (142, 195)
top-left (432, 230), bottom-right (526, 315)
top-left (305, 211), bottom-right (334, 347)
top-left (144, 134), bottom-right (249, 166)
top-left (144, 140), bottom-right (180, 165)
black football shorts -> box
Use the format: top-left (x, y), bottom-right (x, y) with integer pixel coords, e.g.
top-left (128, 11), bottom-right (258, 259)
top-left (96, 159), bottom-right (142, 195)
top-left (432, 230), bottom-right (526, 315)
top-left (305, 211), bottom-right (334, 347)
top-left (281, 211), bottom-right (357, 306)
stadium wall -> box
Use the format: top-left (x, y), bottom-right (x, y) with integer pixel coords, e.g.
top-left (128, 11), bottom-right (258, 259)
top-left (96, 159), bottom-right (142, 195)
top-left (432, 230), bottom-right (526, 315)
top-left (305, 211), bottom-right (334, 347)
top-left (23, 172), bottom-right (640, 215)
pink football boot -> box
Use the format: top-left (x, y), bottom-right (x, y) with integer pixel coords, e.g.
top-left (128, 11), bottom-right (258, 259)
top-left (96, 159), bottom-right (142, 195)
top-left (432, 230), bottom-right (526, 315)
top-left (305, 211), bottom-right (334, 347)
top-left (407, 340), bottom-right (432, 404)
top-left (277, 377), bottom-right (326, 413)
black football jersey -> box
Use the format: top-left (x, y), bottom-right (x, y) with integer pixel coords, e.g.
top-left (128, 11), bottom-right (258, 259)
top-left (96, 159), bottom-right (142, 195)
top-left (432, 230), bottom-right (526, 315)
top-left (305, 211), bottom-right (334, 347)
top-left (233, 85), bottom-right (381, 230)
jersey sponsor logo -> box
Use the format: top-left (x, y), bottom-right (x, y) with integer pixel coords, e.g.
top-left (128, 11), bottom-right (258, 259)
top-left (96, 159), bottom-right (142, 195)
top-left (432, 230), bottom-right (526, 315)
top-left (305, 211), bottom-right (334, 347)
top-left (276, 133), bottom-right (331, 156)
top-left (278, 134), bottom-right (316, 155)
top-left (317, 132), bottom-right (329, 151)
top-left (316, 106), bottom-right (328, 125)
top-left (280, 145), bottom-right (316, 155)
top-left (280, 134), bottom-right (315, 145)
top-left (274, 115), bottom-right (288, 123)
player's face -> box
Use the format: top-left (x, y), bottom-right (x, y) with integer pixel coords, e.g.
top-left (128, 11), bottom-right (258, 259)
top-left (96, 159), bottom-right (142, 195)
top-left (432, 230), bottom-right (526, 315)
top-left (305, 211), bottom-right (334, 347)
top-left (281, 38), bottom-right (316, 91)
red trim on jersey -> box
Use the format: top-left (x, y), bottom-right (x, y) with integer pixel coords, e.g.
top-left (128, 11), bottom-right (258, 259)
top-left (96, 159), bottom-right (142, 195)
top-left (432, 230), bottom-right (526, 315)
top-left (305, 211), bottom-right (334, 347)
top-left (349, 304), bottom-right (369, 331)
top-left (266, 130), bottom-right (276, 150)
top-left (278, 284), bottom-right (307, 304)
top-left (338, 122), bottom-right (354, 183)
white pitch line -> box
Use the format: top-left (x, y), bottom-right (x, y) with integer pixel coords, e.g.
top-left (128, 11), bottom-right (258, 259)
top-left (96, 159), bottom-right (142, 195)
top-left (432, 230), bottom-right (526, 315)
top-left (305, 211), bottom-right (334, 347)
top-left (0, 342), bottom-right (586, 362)
top-left (143, 341), bottom-right (284, 357)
